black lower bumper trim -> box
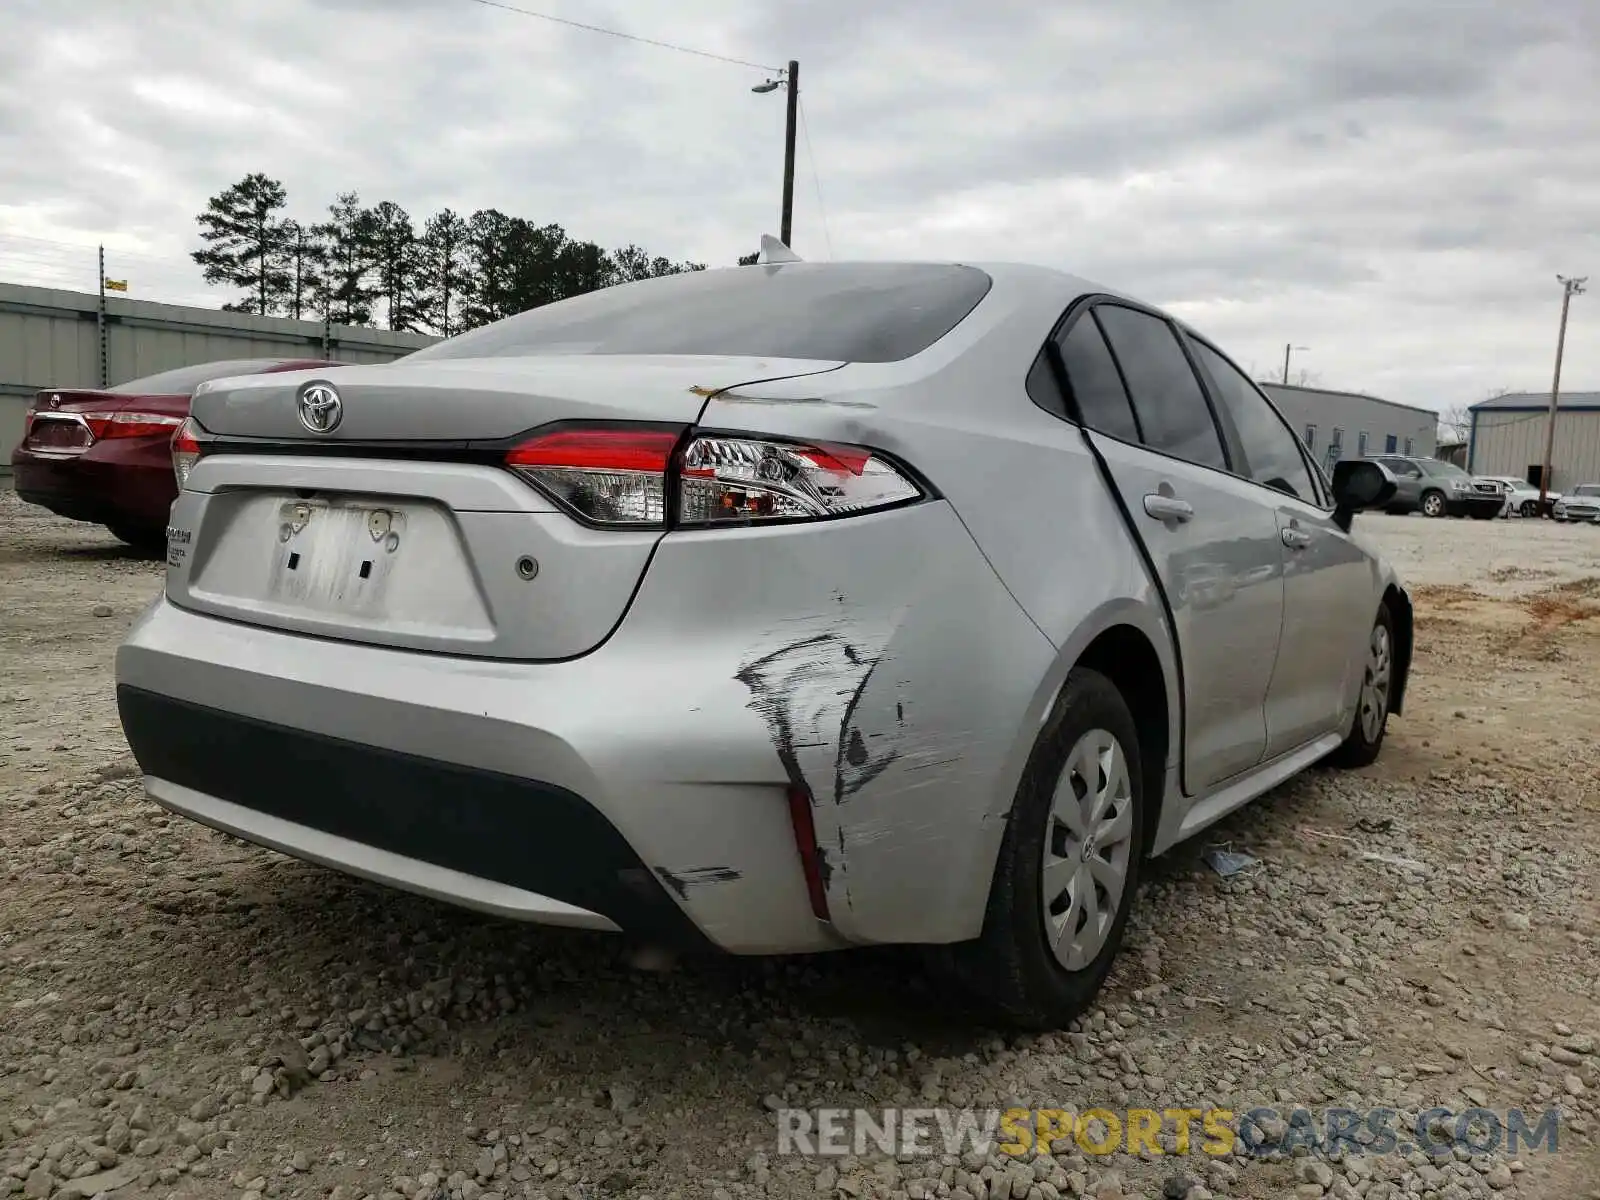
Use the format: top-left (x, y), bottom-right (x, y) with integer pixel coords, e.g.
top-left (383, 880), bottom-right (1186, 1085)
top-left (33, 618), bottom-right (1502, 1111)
top-left (116, 686), bottom-right (711, 949)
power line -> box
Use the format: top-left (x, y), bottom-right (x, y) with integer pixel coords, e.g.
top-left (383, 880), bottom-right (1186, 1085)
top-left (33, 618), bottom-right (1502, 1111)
top-left (465, 0), bottom-right (780, 73)
top-left (1, 232), bottom-right (198, 268)
top-left (797, 96), bottom-right (834, 261)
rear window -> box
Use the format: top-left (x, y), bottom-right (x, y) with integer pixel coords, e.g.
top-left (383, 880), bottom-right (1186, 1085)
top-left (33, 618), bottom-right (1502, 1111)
top-left (407, 263), bottom-right (993, 364)
top-left (108, 359), bottom-right (290, 395)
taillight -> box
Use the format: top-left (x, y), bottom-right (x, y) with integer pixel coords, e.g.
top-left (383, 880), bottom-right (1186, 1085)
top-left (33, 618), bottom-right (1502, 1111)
top-left (171, 418), bottom-right (204, 487)
top-left (502, 425), bottom-right (923, 530)
top-left (81, 411), bottom-right (184, 440)
top-left (679, 434), bottom-right (920, 525)
top-left (505, 427), bottom-right (681, 527)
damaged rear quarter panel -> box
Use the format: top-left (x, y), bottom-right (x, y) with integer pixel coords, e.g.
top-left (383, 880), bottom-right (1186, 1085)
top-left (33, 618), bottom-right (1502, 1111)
top-left (697, 505), bottom-right (1055, 946)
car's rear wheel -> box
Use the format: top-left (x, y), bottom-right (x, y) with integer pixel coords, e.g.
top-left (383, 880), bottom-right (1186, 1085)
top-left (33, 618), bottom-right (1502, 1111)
top-left (107, 523), bottom-right (166, 555)
top-left (1327, 603), bottom-right (1394, 769)
top-left (948, 668), bottom-right (1143, 1029)
top-left (1420, 490), bottom-right (1446, 518)
top-left (1520, 500), bottom-right (1540, 518)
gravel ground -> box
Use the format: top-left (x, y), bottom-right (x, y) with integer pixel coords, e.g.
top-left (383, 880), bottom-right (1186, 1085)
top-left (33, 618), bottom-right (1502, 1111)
top-left (2, 487), bottom-right (1598, 1200)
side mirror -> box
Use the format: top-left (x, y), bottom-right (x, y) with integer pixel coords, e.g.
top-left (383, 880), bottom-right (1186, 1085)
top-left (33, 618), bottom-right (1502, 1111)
top-left (1331, 459), bottom-right (1397, 531)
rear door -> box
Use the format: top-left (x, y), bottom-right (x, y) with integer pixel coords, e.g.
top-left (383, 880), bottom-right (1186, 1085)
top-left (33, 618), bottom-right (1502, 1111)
top-left (1059, 303), bottom-right (1285, 792)
top-left (1187, 338), bottom-right (1374, 756)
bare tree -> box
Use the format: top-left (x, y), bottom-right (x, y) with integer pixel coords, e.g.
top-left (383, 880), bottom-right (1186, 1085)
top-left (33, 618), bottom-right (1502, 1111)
top-left (1438, 388), bottom-right (1506, 445)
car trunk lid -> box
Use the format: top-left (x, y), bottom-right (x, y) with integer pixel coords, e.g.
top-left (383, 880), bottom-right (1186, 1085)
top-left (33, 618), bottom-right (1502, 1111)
top-left (167, 354), bottom-right (845, 660)
top-left (23, 389), bottom-right (189, 455)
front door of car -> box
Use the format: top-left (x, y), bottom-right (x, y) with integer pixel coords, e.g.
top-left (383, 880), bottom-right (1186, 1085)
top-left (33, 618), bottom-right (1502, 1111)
top-left (1185, 337), bottom-right (1375, 753)
top-left (1054, 304), bottom-right (1285, 792)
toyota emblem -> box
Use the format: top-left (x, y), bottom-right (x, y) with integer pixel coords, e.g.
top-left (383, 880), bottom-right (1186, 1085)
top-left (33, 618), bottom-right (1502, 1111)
top-left (297, 382), bottom-right (343, 434)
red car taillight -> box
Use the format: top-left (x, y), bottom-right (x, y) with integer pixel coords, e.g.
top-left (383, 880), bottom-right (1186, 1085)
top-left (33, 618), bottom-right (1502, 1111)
top-left (503, 425), bottom-right (922, 529)
top-left (171, 418), bottom-right (205, 487)
top-left (505, 427), bottom-right (680, 527)
top-left (81, 411), bottom-right (185, 440)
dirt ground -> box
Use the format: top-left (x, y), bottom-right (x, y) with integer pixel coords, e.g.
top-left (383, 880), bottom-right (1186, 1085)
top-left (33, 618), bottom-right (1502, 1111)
top-left (2, 487), bottom-right (1598, 1200)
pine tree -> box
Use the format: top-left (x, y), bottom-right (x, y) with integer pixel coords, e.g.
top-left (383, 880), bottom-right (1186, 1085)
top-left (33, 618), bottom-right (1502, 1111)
top-left (191, 173), bottom-right (293, 315)
top-left (316, 192), bottom-right (379, 327)
top-left (281, 220), bottom-right (328, 321)
top-left (464, 209), bottom-right (524, 326)
top-left (417, 209), bottom-right (471, 338)
top-left (613, 244), bottom-right (708, 280)
top-left (369, 200), bottom-right (423, 332)
top-left (737, 252), bottom-right (760, 266)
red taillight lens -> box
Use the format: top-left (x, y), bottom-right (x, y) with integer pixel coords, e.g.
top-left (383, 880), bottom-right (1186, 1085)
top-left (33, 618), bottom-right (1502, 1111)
top-left (171, 418), bottom-right (204, 487)
top-left (81, 411), bottom-right (185, 440)
top-left (502, 425), bottom-right (923, 530)
top-left (678, 434), bottom-right (920, 525)
top-left (504, 427), bottom-right (681, 527)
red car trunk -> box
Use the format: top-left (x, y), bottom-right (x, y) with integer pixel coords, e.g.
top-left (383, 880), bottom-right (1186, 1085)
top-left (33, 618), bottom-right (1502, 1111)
top-left (11, 359), bottom-right (345, 549)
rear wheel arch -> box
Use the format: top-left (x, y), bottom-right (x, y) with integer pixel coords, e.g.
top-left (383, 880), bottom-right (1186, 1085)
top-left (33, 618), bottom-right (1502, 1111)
top-left (1070, 624), bottom-right (1171, 859)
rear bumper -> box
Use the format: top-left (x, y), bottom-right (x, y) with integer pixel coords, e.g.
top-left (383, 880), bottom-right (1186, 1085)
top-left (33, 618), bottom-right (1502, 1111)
top-left (120, 686), bottom-right (694, 942)
top-left (11, 438), bottom-right (176, 528)
top-left (115, 500), bottom-right (1057, 952)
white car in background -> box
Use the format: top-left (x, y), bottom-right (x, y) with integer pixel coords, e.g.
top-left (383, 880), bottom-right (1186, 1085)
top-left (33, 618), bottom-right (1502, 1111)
top-left (1482, 475), bottom-right (1557, 518)
top-left (1553, 483), bottom-right (1600, 523)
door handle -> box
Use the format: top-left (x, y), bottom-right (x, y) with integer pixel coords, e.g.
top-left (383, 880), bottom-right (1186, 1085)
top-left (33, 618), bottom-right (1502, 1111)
top-left (1143, 494), bottom-right (1194, 523)
top-left (1281, 526), bottom-right (1312, 549)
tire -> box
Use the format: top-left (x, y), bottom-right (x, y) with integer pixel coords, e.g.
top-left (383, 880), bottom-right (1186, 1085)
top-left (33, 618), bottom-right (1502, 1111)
top-left (947, 668), bottom-right (1144, 1029)
top-left (1419, 490), bottom-right (1446, 518)
top-left (1520, 500), bottom-right (1540, 518)
top-left (1327, 603), bottom-right (1395, 769)
top-left (107, 523), bottom-right (167, 555)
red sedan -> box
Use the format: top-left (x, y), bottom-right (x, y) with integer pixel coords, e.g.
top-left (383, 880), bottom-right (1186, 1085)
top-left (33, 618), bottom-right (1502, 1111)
top-left (11, 358), bottom-right (345, 551)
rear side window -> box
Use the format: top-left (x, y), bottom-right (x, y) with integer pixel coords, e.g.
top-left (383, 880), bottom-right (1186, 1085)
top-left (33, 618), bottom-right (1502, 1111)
top-left (1094, 305), bottom-right (1227, 470)
top-left (1057, 315), bottom-right (1140, 443)
top-left (1191, 341), bottom-right (1317, 503)
top-left (408, 263), bottom-right (993, 364)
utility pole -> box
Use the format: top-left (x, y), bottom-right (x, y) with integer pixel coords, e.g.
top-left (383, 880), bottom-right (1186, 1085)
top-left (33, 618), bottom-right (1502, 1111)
top-left (780, 60), bottom-right (798, 249)
top-left (1538, 274), bottom-right (1586, 507)
top-left (96, 244), bottom-right (108, 388)
top-left (754, 61), bottom-right (800, 250)
top-left (1282, 343), bottom-right (1309, 385)
top-left (291, 224), bottom-right (306, 321)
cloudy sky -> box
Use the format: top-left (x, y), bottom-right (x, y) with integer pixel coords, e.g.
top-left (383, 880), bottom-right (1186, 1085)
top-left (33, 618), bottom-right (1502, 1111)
top-left (3, 0), bottom-right (1598, 414)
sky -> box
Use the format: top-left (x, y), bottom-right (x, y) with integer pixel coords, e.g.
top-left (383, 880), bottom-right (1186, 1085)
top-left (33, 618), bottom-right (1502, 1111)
top-left (2, 0), bottom-right (1598, 416)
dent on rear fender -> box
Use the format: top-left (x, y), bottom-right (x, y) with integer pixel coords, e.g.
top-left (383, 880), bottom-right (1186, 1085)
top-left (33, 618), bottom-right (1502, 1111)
top-left (733, 602), bottom-right (975, 912)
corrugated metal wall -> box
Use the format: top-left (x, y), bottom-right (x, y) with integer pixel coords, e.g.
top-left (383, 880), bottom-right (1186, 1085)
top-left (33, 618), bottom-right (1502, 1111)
top-left (1260, 383), bottom-right (1437, 472)
top-left (1469, 408), bottom-right (1600, 490)
top-left (1, 282), bottom-right (436, 470)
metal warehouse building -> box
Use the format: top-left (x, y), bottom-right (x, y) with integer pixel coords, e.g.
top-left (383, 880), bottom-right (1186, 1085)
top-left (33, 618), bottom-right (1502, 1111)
top-left (1, 282), bottom-right (434, 470)
top-left (1260, 382), bottom-right (1438, 476)
top-left (1467, 391), bottom-right (1600, 492)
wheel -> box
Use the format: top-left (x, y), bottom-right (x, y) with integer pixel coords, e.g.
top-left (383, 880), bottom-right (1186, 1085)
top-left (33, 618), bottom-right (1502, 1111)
top-left (947, 669), bottom-right (1144, 1029)
top-left (1327, 604), bottom-right (1394, 769)
top-left (107, 523), bottom-right (167, 555)
top-left (1520, 500), bottom-right (1540, 518)
top-left (1419, 490), bottom-right (1446, 518)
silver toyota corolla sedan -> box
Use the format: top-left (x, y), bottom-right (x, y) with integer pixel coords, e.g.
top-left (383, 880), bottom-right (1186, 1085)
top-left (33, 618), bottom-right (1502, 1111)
top-left (116, 257), bottom-right (1412, 1028)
